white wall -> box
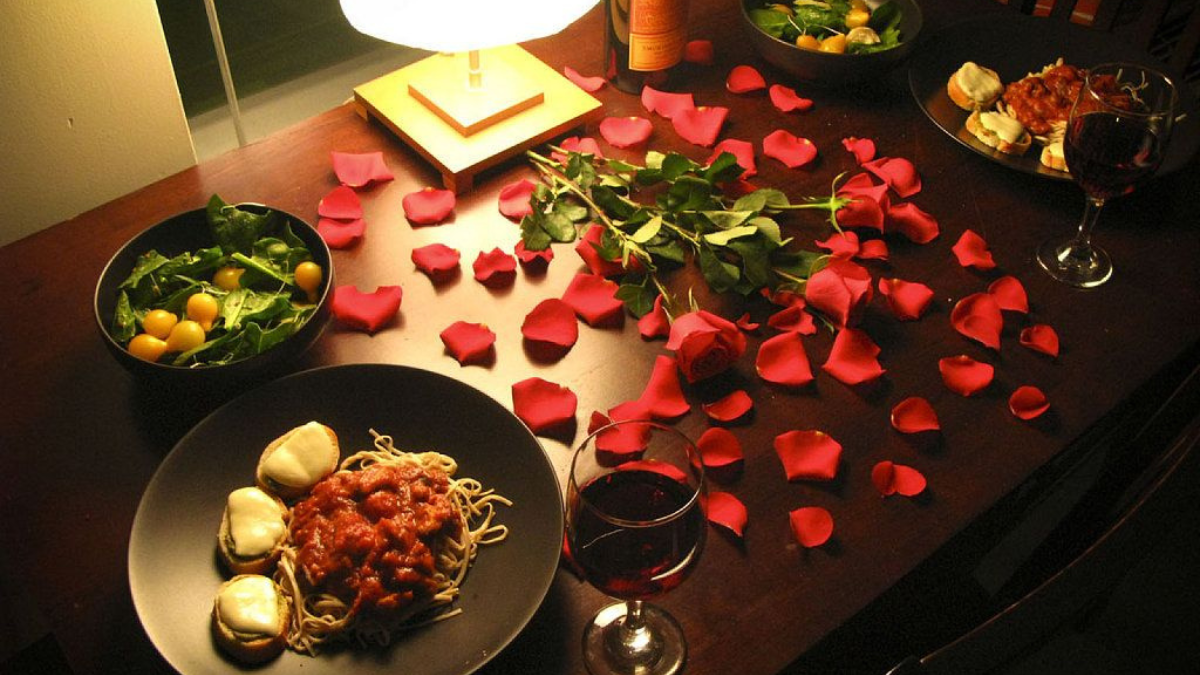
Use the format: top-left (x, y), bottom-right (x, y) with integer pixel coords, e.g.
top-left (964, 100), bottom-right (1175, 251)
top-left (0, 1), bottom-right (196, 247)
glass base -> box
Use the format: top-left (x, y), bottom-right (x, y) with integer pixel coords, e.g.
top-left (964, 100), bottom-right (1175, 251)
top-left (1037, 237), bottom-right (1113, 288)
top-left (582, 602), bottom-right (686, 675)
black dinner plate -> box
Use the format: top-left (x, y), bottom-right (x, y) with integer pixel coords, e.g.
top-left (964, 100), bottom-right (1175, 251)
top-left (907, 12), bottom-right (1199, 180)
top-left (129, 364), bottom-right (564, 674)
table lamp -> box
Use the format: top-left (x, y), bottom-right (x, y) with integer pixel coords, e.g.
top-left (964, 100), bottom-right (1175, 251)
top-left (340, 0), bottom-right (604, 192)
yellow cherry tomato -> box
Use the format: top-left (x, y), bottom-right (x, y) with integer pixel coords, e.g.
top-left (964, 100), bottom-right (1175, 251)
top-left (850, 0), bottom-right (869, 12)
top-left (141, 309), bottom-right (178, 340)
top-left (294, 261), bottom-right (323, 303)
top-left (795, 34), bottom-right (821, 50)
top-left (769, 3), bottom-right (794, 15)
top-left (213, 266), bottom-right (244, 291)
top-left (820, 34), bottom-right (847, 54)
top-left (186, 292), bottom-right (219, 332)
top-left (165, 320), bottom-right (206, 353)
top-left (128, 334), bottom-right (168, 362)
top-left (845, 8), bottom-right (870, 29)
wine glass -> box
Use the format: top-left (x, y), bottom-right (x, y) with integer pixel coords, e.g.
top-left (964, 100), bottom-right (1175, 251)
top-left (1037, 62), bottom-right (1177, 288)
top-left (566, 420), bottom-right (706, 675)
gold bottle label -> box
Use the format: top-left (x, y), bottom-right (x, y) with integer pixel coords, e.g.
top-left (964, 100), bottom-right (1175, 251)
top-left (627, 0), bottom-right (687, 72)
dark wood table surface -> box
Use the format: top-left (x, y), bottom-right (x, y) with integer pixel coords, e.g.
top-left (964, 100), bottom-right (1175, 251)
top-left (3, 0), bottom-right (1199, 673)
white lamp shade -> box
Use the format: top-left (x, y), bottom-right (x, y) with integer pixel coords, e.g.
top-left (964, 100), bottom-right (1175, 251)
top-left (340, 0), bottom-right (599, 53)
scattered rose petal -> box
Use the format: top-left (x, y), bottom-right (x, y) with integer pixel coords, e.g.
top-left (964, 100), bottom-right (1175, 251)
top-left (1010, 385), bottom-right (1050, 420)
top-left (707, 138), bottom-right (757, 178)
top-left (872, 461), bottom-right (928, 497)
top-left (891, 397), bottom-right (940, 433)
top-left (988, 275), bottom-right (1029, 313)
top-left (522, 298), bottom-right (579, 349)
top-left (736, 313), bottom-right (760, 332)
top-left (1020, 324), bottom-right (1060, 358)
top-left (842, 137), bottom-right (877, 164)
top-left (805, 258), bottom-right (873, 329)
top-left (939, 355), bottom-right (995, 396)
top-left (952, 229), bottom-right (997, 270)
top-left (638, 294), bottom-right (671, 340)
top-left (666, 310), bottom-right (746, 383)
top-left (706, 492), bottom-right (748, 537)
top-left (823, 328), bottom-right (886, 386)
top-left (641, 86), bottom-right (696, 119)
top-left (726, 65), bottom-right (767, 93)
top-left (330, 285), bottom-right (402, 333)
top-left (512, 377), bottom-right (578, 433)
top-left (563, 65), bottom-right (605, 92)
top-left (878, 277), bottom-right (934, 321)
top-left (864, 157), bottom-right (922, 198)
top-left (593, 403), bottom-right (653, 458)
top-left (637, 355), bottom-right (691, 420)
top-left (473, 248), bottom-right (517, 287)
top-left (498, 179), bottom-right (536, 220)
top-left (699, 427), bottom-right (744, 470)
top-left (402, 187), bottom-right (455, 225)
top-left (858, 239), bottom-right (889, 260)
top-left (331, 151), bottom-right (393, 188)
top-left (673, 106), bottom-right (729, 147)
top-left (411, 243), bottom-right (461, 280)
top-left (766, 304), bottom-right (816, 335)
top-left (886, 202), bottom-right (940, 244)
top-left (775, 430), bottom-right (842, 482)
top-left (769, 84), bottom-right (814, 112)
top-left (790, 506), bottom-right (834, 548)
top-left (440, 321), bottom-right (496, 365)
top-left (317, 217), bottom-right (365, 249)
top-left (756, 331), bottom-right (814, 386)
top-left (703, 390), bottom-right (754, 423)
top-left (562, 273), bottom-right (624, 327)
top-left (599, 116), bottom-right (653, 148)
top-left (951, 292), bottom-right (1003, 350)
top-left (763, 129), bottom-right (818, 169)
top-left (554, 136), bottom-right (605, 163)
top-left (816, 231), bottom-right (860, 258)
top-left (515, 240), bottom-right (554, 271)
top-left (318, 185), bottom-right (363, 220)
top-left (837, 195), bottom-right (887, 232)
top-left (684, 39), bottom-right (714, 64)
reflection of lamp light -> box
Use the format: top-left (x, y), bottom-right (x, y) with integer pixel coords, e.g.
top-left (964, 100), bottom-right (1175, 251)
top-left (341, 0), bottom-right (603, 192)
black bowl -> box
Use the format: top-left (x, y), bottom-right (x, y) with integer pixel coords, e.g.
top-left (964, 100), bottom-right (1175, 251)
top-left (740, 0), bottom-right (923, 86)
top-left (94, 203), bottom-right (332, 387)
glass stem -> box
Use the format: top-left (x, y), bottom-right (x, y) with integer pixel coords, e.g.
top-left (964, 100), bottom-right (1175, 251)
top-left (624, 600), bottom-right (646, 633)
top-left (1067, 196), bottom-right (1106, 259)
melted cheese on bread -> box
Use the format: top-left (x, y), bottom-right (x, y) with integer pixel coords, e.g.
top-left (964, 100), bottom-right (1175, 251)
top-left (260, 421), bottom-right (336, 490)
top-left (216, 575), bottom-right (281, 636)
top-left (955, 62), bottom-right (1003, 103)
top-left (226, 487), bottom-right (286, 557)
top-left (978, 112), bottom-right (1026, 145)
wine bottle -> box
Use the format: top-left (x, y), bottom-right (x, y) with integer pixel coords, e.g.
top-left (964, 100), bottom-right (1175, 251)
top-left (604, 0), bottom-right (689, 94)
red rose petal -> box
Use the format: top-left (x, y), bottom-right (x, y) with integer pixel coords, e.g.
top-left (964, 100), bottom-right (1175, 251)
top-left (878, 277), bottom-right (934, 321)
top-left (318, 185), bottom-right (363, 220)
top-left (699, 427), bottom-right (744, 469)
top-left (951, 229), bottom-right (997, 270)
top-left (515, 240), bottom-right (554, 271)
top-left (439, 321), bottom-right (496, 365)
top-left (726, 65), bottom-right (767, 94)
top-left (841, 137), bottom-right (877, 164)
top-left (512, 377), bottom-right (578, 433)
top-left (707, 138), bottom-right (757, 178)
top-left (641, 86), bottom-right (696, 119)
top-left (331, 151), bottom-right (393, 188)
top-left (775, 430), bottom-right (842, 482)
top-left (769, 84), bottom-right (814, 113)
top-left (762, 129), bottom-right (818, 169)
top-left (837, 195), bottom-right (886, 232)
top-left (838, 171), bottom-right (888, 200)
top-left (736, 312), bottom-right (760, 332)
top-left (823, 328), bottom-right (886, 386)
top-left (886, 202), bottom-right (940, 244)
top-left (816, 231), bottom-right (860, 258)
top-left (317, 217), bottom-right (365, 249)
top-left (703, 390), bottom-right (754, 423)
top-left (576, 225), bottom-right (642, 277)
top-left (939, 355), bottom-right (995, 396)
top-left (706, 492), bottom-right (748, 537)
top-left (864, 157), bottom-right (922, 198)
top-left (599, 116), bottom-right (653, 148)
top-left (684, 39), bottom-right (715, 65)
top-left (891, 397), bottom-right (940, 433)
top-left (804, 259), bottom-right (873, 329)
top-left (988, 275), bottom-right (1029, 313)
top-left (789, 506), bottom-right (834, 548)
top-left (402, 187), bottom-right (456, 225)
top-left (563, 65), bottom-right (605, 92)
top-left (411, 243), bottom-right (461, 280)
top-left (951, 292), bottom-right (1003, 350)
top-left (521, 298), bottom-right (579, 349)
top-left (1010, 385), bottom-right (1050, 420)
top-left (756, 331), bottom-right (814, 386)
top-left (858, 239), bottom-right (889, 261)
top-left (562, 273), bottom-right (624, 327)
top-left (766, 304), bottom-right (816, 335)
top-left (638, 294), bottom-right (671, 340)
top-left (554, 136), bottom-right (606, 163)
top-left (872, 461), bottom-right (928, 497)
top-left (594, 403), bottom-right (653, 458)
top-left (637, 355), bottom-right (691, 420)
top-left (1020, 324), bottom-right (1060, 358)
top-left (473, 248), bottom-right (517, 287)
top-left (672, 106), bottom-right (729, 147)
top-left (498, 179), bottom-right (536, 221)
top-left (330, 285), bottom-right (402, 333)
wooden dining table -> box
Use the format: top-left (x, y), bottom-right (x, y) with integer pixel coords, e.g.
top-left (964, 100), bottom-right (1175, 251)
top-left (2, 0), bottom-right (1198, 673)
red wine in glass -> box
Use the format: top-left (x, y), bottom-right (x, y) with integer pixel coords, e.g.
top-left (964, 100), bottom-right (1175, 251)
top-left (1064, 112), bottom-right (1164, 200)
